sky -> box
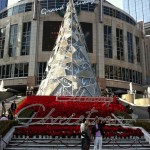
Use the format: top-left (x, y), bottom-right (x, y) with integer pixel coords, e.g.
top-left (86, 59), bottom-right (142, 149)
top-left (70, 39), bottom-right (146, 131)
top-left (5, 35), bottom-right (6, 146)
top-left (107, 0), bottom-right (123, 9)
top-left (8, 0), bottom-right (19, 7)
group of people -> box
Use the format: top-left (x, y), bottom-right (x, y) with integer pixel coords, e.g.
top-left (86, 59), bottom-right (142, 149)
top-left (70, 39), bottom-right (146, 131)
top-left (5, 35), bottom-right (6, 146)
top-left (80, 117), bottom-right (105, 150)
top-left (1, 100), bottom-right (17, 120)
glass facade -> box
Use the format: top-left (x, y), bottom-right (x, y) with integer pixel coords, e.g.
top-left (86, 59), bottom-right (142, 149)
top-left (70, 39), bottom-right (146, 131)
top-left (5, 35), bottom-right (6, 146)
top-left (127, 32), bottom-right (134, 63)
top-left (37, 62), bottom-right (47, 85)
top-left (105, 65), bottom-right (142, 84)
top-left (116, 28), bottom-right (124, 60)
top-left (0, 0), bottom-right (8, 11)
top-left (21, 22), bottom-right (31, 55)
top-left (0, 27), bottom-right (6, 59)
top-left (0, 63), bottom-right (28, 79)
top-left (123, 0), bottom-right (150, 23)
top-left (135, 36), bottom-right (141, 63)
top-left (104, 25), bottom-right (112, 58)
top-left (103, 6), bottom-right (136, 25)
top-left (9, 24), bottom-right (18, 57)
top-left (0, 2), bottom-right (33, 20)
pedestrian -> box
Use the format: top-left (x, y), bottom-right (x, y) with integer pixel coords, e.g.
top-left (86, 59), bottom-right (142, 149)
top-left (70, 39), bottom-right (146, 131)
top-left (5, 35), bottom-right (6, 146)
top-left (125, 104), bottom-right (133, 114)
top-left (80, 118), bottom-right (86, 150)
top-left (11, 100), bottom-right (17, 117)
top-left (92, 118), bottom-right (105, 150)
top-left (80, 119), bottom-right (91, 150)
top-left (1, 100), bottom-right (6, 115)
top-left (0, 114), bottom-right (8, 120)
top-left (8, 108), bottom-right (14, 120)
top-left (147, 106), bottom-right (150, 118)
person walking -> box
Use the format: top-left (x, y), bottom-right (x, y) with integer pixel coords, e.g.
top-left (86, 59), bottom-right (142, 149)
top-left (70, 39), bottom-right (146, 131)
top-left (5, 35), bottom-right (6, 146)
top-left (1, 100), bottom-right (6, 115)
top-left (92, 118), bottom-right (105, 150)
top-left (11, 100), bottom-right (17, 117)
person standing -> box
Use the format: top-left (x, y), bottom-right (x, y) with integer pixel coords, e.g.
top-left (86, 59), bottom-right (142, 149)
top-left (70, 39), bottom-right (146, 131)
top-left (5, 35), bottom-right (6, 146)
top-left (1, 100), bottom-right (6, 115)
top-left (11, 100), bottom-right (17, 117)
top-left (80, 118), bottom-right (86, 150)
top-left (80, 119), bottom-right (91, 150)
top-left (92, 118), bottom-right (105, 150)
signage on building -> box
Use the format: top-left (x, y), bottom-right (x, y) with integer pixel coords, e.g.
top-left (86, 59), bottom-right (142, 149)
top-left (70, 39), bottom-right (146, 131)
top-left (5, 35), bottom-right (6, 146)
top-left (41, 0), bottom-right (96, 15)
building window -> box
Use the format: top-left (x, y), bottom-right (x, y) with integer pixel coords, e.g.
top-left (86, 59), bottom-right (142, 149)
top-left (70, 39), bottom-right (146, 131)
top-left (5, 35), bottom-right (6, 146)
top-left (116, 28), bottom-right (124, 60)
top-left (21, 22), bottom-right (31, 55)
top-left (37, 62), bottom-right (47, 85)
top-left (103, 6), bottom-right (136, 26)
top-left (105, 64), bottom-right (142, 84)
top-left (42, 21), bottom-right (61, 51)
top-left (127, 32), bottom-right (134, 63)
top-left (14, 63), bottom-right (28, 77)
top-left (105, 65), bottom-right (109, 78)
top-left (12, 6), bottom-right (19, 15)
top-left (113, 66), bottom-right (118, 79)
top-left (81, 22), bottom-right (93, 53)
top-left (25, 3), bottom-right (32, 12)
top-left (91, 64), bottom-right (96, 75)
top-left (9, 24), bottom-right (18, 57)
top-left (0, 63), bottom-right (28, 79)
top-left (104, 25), bottom-right (112, 58)
top-left (135, 36), bottom-right (141, 63)
top-left (0, 27), bottom-right (6, 59)
top-left (42, 21), bottom-right (93, 53)
top-left (18, 4), bottom-right (26, 13)
top-left (7, 2), bottom-right (32, 17)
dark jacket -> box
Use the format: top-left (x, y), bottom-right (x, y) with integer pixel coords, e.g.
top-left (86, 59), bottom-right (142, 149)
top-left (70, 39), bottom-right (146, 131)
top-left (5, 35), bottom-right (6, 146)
top-left (92, 123), bottom-right (104, 139)
top-left (11, 103), bottom-right (16, 110)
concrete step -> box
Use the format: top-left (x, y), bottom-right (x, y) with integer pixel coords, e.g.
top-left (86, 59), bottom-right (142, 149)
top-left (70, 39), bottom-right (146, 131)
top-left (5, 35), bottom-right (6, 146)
top-left (4, 148), bottom-right (150, 150)
top-left (4, 137), bottom-right (150, 150)
top-left (8, 140), bottom-right (149, 145)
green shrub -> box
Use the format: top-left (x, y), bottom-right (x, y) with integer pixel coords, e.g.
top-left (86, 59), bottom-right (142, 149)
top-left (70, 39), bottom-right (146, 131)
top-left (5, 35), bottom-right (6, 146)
top-left (133, 121), bottom-right (150, 133)
top-left (114, 111), bottom-right (132, 119)
top-left (0, 121), bottom-right (18, 137)
top-left (17, 109), bottom-right (35, 123)
top-left (114, 111), bottom-right (150, 133)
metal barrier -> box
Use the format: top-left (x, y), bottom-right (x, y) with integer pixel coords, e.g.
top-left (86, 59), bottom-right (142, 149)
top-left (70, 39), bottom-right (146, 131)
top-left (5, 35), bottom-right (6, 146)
top-left (8, 132), bottom-right (150, 150)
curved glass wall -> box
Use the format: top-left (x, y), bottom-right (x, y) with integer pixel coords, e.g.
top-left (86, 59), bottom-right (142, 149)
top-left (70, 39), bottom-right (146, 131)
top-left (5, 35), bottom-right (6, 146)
top-left (105, 65), bottom-right (142, 84)
top-left (123, 0), bottom-right (150, 23)
top-left (103, 6), bottom-right (136, 26)
top-left (0, 2), bottom-right (32, 19)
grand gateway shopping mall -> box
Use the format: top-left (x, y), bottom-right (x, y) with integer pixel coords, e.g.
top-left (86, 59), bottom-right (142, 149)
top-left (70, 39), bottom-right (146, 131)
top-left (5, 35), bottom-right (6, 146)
top-left (0, 0), bottom-right (149, 95)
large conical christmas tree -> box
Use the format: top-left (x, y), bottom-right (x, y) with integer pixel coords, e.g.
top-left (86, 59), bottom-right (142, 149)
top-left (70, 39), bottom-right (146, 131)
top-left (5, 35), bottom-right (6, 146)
top-left (37, 0), bottom-right (101, 96)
